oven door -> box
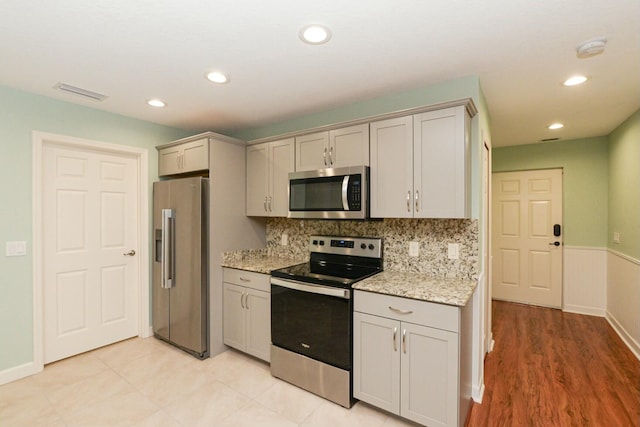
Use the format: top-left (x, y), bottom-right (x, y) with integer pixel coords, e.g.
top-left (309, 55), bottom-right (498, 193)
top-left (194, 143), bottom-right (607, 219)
top-left (271, 278), bottom-right (352, 370)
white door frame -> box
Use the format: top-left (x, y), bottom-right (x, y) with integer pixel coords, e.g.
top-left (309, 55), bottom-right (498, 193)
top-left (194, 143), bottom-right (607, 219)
top-left (32, 131), bottom-right (150, 372)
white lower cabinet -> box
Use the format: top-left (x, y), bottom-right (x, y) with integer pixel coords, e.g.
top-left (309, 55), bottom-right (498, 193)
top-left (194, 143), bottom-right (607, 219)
top-left (222, 269), bottom-right (271, 362)
top-left (354, 290), bottom-right (468, 427)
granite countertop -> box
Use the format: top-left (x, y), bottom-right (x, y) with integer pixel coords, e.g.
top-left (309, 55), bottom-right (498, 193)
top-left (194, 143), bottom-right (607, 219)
top-left (221, 248), bottom-right (306, 274)
top-left (353, 271), bottom-right (477, 307)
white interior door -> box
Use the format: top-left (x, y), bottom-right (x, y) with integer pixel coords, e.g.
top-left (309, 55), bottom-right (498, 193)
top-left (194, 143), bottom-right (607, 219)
top-left (492, 169), bottom-right (563, 308)
top-left (43, 143), bottom-right (139, 363)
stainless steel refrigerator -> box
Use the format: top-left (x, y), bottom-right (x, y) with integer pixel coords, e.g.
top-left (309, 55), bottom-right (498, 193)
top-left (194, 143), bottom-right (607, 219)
top-left (153, 176), bottom-right (209, 359)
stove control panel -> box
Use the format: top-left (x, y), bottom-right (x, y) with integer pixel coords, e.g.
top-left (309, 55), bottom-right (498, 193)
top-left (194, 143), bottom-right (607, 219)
top-left (309, 235), bottom-right (382, 258)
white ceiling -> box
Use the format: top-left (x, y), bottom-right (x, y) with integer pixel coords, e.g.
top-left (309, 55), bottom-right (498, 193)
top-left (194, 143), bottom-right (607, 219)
top-left (1, 0), bottom-right (638, 147)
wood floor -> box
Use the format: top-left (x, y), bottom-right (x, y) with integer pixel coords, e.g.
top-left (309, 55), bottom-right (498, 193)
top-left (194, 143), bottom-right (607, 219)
top-left (466, 301), bottom-right (640, 427)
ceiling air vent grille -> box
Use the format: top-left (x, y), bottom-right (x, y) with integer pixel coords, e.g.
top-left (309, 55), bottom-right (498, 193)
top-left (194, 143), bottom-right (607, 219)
top-left (54, 83), bottom-right (108, 101)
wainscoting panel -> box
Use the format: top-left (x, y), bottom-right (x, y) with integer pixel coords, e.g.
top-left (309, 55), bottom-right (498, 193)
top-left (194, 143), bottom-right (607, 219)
top-left (607, 250), bottom-right (640, 360)
top-left (563, 246), bottom-right (607, 316)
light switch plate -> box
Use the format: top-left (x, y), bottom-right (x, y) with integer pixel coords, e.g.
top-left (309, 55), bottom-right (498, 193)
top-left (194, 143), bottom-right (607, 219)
top-left (409, 241), bottom-right (419, 257)
top-left (6, 241), bottom-right (27, 257)
top-left (613, 232), bottom-right (620, 244)
top-left (448, 243), bottom-right (460, 260)
top-left (281, 233), bottom-right (288, 246)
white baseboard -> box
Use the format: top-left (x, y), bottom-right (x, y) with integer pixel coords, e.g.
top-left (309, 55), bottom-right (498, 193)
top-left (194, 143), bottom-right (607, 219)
top-left (563, 304), bottom-right (606, 317)
top-left (472, 382), bottom-right (485, 403)
top-left (606, 311), bottom-right (640, 361)
top-left (0, 361), bottom-right (39, 386)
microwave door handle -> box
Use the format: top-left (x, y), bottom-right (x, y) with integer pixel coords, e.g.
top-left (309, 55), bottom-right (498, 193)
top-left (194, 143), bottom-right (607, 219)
top-left (342, 176), bottom-right (349, 211)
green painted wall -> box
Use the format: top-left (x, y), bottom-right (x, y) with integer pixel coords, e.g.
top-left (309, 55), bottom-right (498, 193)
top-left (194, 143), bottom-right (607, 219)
top-left (492, 137), bottom-right (609, 248)
top-left (229, 76), bottom-right (482, 142)
top-left (0, 85), bottom-right (190, 371)
top-left (608, 109), bottom-right (640, 259)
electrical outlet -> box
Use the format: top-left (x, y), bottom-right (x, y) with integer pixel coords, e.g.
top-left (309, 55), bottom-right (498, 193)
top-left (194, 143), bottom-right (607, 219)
top-left (281, 233), bottom-right (288, 246)
top-left (448, 243), bottom-right (460, 260)
top-left (613, 232), bottom-right (620, 244)
top-left (409, 241), bottom-right (419, 257)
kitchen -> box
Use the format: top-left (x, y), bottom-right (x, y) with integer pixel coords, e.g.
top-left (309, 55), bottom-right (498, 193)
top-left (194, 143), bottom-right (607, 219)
top-left (1, 1), bottom-right (639, 426)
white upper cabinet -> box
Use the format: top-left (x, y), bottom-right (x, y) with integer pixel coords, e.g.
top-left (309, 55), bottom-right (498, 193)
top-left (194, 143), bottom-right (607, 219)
top-left (370, 116), bottom-right (414, 218)
top-left (414, 107), bottom-right (470, 218)
top-left (370, 106), bottom-right (471, 218)
top-left (246, 138), bottom-right (294, 217)
top-left (158, 138), bottom-right (209, 176)
top-left (295, 124), bottom-right (369, 171)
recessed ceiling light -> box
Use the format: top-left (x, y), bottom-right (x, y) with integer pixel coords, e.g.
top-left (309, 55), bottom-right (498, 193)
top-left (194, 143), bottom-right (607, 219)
top-left (299, 24), bottom-right (332, 44)
top-left (548, 123), bottom-right (564, 130)
top-left (564, 75), bottom-right (588, 86)
top-left (147, 99), bottom-right (166, 108)
top-left (206, 71), bottom-right (229, 84)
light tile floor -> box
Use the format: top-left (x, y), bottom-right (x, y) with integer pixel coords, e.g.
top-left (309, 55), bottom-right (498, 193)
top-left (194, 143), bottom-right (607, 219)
top-left (0, 337), bottom-right (419, 427)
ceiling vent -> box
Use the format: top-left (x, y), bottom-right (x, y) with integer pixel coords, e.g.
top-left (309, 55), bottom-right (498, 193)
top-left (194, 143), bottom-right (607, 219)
top-left (54, 83), bottom-right (108, 101)
top-left (540, 138), bottom-right (559, 142)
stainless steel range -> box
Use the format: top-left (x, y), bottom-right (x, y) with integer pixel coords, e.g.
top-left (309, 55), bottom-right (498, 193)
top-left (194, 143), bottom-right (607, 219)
top-left (270, 235), bottom-right (383, 408)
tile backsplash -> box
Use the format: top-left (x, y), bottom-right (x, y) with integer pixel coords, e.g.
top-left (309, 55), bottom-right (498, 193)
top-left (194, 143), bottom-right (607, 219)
top-left (266, 217), bottom-right (478, 280)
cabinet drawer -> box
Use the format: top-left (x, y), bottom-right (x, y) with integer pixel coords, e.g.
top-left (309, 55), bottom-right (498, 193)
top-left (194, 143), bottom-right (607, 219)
top-left (223, 268), bottom-right (270, 292)
top-left (354, 290), bottom-right (459, 333)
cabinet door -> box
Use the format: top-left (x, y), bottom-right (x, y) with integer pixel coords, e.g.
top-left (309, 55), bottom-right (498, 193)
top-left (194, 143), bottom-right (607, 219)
top-left (245, 289), bottom-right (271, 362)
top-left (353, 312), bottom-right (400, 414)
top-left (181, 138), bottom-right (209, 173)
top-left (158, 145), bottom-right (182, 176)
top-left (268, 138), bottom-right (295, 217)
top-left (246, 143), bottom-right (269, 216)
top-left (295, 131), bottom-right (329, 171)
top-left (222, 283), bottom-right (247, 352)
top-left (400, 323), bottom-right (458, 427)
top-left (329, 124), bottom-right (369, 168)
top-left (370, 116), bottom-right (414, 218)
top-left (414, 106), bottom-right (469, 218)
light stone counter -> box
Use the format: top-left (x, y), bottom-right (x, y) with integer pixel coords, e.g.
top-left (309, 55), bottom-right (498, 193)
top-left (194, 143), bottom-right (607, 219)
top-left (353, 271), bottom-right (477, 307)
top-left (221, 248), bottom-right (307, 275)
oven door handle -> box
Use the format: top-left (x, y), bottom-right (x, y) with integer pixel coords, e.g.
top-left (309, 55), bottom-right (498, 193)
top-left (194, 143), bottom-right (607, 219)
top-left (271, 278), bottom-right (351, 299)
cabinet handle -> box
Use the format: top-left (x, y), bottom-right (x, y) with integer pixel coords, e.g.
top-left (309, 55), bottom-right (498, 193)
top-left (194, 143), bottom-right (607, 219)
top-left (263, 196), bottom-right (268, 212)
top-left (268, 196), bottom-right (272, 212)
top-left (329, 146), bottom-right (333, 165)
top-left (402, 329), bottom-right (407, 354)
top-left (393, 327), bottom-right (398, 352)
top-left (240, 292), bottom-right (246, 309)
top-left (415, 190), bottom-right (419, 212)
top-left (389, 306), bottom-right (413, 315)
top-left (245, 293), bottom-right (249, 310)
top-left (406, 191), bottom-right (411, 212)
top-left (323, 147), bottom-right (328, 167)
top-left (176, 155), bottom-right (181, 169)
top-left (239, 277), bottom-right (251, 282)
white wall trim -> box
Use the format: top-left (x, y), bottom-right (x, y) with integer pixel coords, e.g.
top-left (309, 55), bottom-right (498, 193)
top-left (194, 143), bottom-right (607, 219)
top-left (606, 311), bottom-right (640, 361)
top-left (30, 131), bottom-right (150, 382)
top-left (0, 362), bottom-right (37, 386)
top-left (608, 248), bottom-right (640, 265)
top-left (472, 382), bottom-right (485, 404)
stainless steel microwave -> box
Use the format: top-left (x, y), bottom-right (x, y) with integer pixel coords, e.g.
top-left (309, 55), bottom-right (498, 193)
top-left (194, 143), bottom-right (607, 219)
top-left (288, 166), bottom-right (369, 219)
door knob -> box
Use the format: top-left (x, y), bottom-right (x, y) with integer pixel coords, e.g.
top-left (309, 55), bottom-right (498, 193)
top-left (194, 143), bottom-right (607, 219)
top-left (548, 242), bottom-right (560, 247)
top-left (124, 250), bottom-right (136, 256)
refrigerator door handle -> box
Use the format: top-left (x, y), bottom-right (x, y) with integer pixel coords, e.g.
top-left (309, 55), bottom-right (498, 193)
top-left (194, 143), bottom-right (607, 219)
top-left (161, 208), bottom-right (175, 289)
